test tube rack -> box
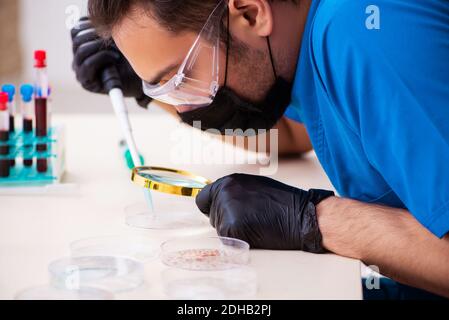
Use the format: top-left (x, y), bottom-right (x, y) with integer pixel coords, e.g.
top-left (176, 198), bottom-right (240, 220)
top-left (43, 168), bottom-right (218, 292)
top-left (0, 125), bottom-right (65, 187)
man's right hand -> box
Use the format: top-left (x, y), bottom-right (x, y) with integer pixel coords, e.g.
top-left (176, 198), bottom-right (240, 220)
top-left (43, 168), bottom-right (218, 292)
top-left (71, 17), bottom-right (151, 107)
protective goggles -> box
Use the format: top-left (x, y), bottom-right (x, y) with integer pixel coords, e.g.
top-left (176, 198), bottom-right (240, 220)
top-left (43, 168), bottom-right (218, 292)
top-left (142, 0), bottom-right (228, 108)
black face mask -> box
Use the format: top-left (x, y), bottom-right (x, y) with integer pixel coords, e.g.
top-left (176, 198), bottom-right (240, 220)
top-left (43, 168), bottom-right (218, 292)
top-left (178, 77), bottom-right (292, 135)
top-left (178, 14), bottom-right (293, 136)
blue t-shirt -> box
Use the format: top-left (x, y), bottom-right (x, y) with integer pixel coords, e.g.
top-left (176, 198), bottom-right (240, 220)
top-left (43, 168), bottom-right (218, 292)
top-left (285, 0), bottom-right (449, 237)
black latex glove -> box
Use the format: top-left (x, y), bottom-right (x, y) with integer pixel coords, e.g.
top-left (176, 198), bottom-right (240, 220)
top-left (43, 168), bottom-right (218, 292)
top-left (71, 17), bottom-right (152, 108)
top-left (196, 174), bottom-right (335, 253)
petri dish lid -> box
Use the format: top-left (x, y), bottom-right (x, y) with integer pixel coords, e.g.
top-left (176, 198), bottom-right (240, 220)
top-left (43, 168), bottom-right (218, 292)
top-left (48, 256), bottom-right (144, 293)
top-left (161, 236), bottom-right (250, 271)
top-left (15, 285), bottom-right (114, 300)
top-left (70, 235), bottom-right (160, 263)
top-left (162, 266), bottom-right (258, 300)
top-left (125, 202), bottom-right (208, 230)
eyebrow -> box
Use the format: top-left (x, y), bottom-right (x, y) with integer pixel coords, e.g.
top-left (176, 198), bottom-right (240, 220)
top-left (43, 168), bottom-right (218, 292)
top-left (144, 62), bottom-right (181, 85)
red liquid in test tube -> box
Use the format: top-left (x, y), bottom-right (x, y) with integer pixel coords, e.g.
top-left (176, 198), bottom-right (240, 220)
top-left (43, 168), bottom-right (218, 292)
top-left (35, 98), bottom-right (47, 172)
top-left (20, 84), bottom-right (34, 167)
top-left (23, 117), bottom-right (33, 167)
top-left (1, 85), bottom-right (16, 168)
top-left (34, 50), bottom-right (49, 173)
top-left (0, 92), bottom-right (10, 177)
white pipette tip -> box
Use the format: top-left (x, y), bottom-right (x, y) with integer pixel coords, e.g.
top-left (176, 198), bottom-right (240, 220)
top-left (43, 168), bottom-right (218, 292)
top-left (144, 190), bottom-right (154, 212)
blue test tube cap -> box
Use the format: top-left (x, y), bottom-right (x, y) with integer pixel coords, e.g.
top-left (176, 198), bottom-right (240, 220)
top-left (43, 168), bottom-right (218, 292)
top-left (1, 84), bottom-right (15, 102)
top-left (20, 84), bottom-right (34, 103)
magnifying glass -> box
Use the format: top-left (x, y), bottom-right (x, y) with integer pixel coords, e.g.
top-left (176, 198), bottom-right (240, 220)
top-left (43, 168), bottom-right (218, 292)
top-left (131, 167), bottom-right (212, 197)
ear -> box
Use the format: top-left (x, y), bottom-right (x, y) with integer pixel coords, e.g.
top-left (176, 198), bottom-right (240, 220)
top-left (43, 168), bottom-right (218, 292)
top-left (228, 0), bottom-right (274, 39)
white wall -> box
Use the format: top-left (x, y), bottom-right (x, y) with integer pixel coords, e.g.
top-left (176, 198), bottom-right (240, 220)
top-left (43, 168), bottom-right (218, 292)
top-left (16, 0), bottom-right (150, 113)
top-left (19, 0), bottom-right (88, 89)
top-left (3, 1), bottom-right (164, 114)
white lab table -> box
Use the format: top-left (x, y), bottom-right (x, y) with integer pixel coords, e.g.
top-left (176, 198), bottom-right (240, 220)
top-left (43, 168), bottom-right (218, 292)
top-left (0, 113), bottom-right (362, 300)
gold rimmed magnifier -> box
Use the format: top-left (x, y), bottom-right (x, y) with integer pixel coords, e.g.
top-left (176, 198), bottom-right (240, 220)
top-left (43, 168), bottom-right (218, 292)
top-left (131, 166), bottom-right (212, 197)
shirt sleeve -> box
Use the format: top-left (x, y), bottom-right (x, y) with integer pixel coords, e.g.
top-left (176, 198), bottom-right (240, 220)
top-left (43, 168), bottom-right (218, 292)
top-left (314, 0), bottom-right (449, 237)
top-left (284, 105), bottom-right (303, 123)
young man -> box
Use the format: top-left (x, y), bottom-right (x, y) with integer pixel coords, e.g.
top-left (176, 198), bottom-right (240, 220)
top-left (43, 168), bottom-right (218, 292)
top-left (72, 0), bottom-right (449, 298)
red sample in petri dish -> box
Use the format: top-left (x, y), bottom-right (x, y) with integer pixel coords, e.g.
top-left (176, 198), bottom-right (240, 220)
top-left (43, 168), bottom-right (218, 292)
top-left (161, 237), bottom-right (250, 271)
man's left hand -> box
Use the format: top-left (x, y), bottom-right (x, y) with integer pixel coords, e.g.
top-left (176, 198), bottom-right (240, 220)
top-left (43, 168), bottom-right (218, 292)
top-left (196, 173), bottom-right (334, 252)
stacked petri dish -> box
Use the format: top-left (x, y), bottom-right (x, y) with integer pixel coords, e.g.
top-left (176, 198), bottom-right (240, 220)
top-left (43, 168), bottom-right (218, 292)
top-left (48, 256), bottom-right (144, 293)
top-left (15, 229), bottom-right (258, 300)
top-left (160, 236), bottom-right (258, 300)
top-left (15, 235), bottom-right (160, 299)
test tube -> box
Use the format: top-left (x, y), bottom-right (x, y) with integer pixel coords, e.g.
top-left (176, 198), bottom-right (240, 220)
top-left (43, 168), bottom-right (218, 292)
top-left (0, 92), bottom-right (10, 177)
top-left (1, 84), bottom-right (16, 167)
top-left (34, 50), bottom-right (50, 173)
top-left (20, 84), bottom-right (35, 167)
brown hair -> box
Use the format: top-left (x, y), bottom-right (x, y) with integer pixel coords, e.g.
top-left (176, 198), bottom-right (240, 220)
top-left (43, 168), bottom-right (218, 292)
top-left (88, 0), bottom-right (296, 38)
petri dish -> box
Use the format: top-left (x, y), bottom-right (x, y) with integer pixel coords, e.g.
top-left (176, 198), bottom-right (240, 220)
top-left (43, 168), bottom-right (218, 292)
top-left (161, 236), bottom-right (250, 271)
top-left (70, 235), bottom-right (160, 263)
top-left (162, 267), bottom-right (258, 300)
top-left (15, 285), bottom-right (114, 300)
top-left (48, 256), bottom-right (144, 293)
top-left (125, 202), bottom-right (208, 230)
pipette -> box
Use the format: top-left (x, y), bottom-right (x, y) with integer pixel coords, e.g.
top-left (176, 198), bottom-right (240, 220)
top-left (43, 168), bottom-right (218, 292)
top-left (119, 139), bottom-right (144, 170)
top-left (105, 69), bottom-right (154, 210)
top-left (0, 92), bottom-right (10, 177)
top-left (74, 22), bottom-right (153, 210)
top-left (1, 84), bottom-right (16, 167)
